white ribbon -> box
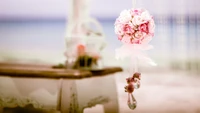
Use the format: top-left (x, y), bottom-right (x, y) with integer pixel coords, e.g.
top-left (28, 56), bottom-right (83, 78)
top-left (115, 44), bottom-right (157, 66)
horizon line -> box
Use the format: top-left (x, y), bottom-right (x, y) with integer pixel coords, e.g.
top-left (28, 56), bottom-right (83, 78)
top-left (0, 14), bottom-right (199, 22)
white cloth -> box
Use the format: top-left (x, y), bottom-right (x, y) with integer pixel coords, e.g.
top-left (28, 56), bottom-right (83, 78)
top-left (0, 76), bottom-right (59, 110)
top-left (115, 44), bottom-right (157, 66)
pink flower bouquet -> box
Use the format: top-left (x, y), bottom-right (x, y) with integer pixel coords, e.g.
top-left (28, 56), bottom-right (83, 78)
top-left (114, 8), bottom-right (155, 44)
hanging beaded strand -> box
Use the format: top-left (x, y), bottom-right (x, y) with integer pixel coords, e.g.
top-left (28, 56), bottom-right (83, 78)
top-left (123, 0), bottom-right (142, 110)
top-left (125, 57), bottom-right (141, 110)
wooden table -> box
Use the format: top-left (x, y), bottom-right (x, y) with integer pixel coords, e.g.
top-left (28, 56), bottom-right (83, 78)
top-left (0, 63), bottom-right (122, 113)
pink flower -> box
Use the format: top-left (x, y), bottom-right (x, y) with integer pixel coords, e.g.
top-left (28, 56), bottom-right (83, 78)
top-left (121, 34), bottom-right (132, 44)
top-left (134, 31), bottom-right (146, 39)
top-left (131, 39), bottom-right (140, 44)
top-left (77, 44), bottom-right (86, 56)
top-left (118, 10), bottom-right (132, 23)
top-left (118, 36), bottom-right (123, 40)
top-left (115, 24), bottom-right (124, 35)
top-left (123, 23), bottom-right (134, 34)
top-left (139, 23), bottom-right (149, 34)
top-left (141, 10), bottom-right (152, 21)
top-left (130, 9), bottom-right (142, 16)
top-left (131, 31), bottom-right (147, 44)
top-left (131, 9), bottom-right (151, 25)
top-left (132, 15), bottom-right (143, 25)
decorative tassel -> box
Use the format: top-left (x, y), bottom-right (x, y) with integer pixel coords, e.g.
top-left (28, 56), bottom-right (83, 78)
top-left (124, 59), bottom-right (141, 110)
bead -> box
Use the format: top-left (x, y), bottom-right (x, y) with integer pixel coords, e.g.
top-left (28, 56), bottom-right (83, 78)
top-left (127, 93), bottom-right (137, 110)
top-left (126, 77), bottom-right (134, 84)
top-left (127, 83), bottom-right (134, 93)
top-left (133, 72), bottom-right (141, 80)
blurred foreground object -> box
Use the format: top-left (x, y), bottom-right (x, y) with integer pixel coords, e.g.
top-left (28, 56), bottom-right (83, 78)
top-left (64, 0), bottom-right (106, 70)
top-left (0, 63), bottom-right (122, 113)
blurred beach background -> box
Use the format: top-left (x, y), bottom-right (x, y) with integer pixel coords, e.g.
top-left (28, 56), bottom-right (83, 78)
top-left (0, 0), bottom-right (200, 112)
top-left (0, 0), bottom-right (200, 73)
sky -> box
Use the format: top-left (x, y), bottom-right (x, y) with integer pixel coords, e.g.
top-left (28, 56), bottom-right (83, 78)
top-left (0, 0), bottom-right (199, 20)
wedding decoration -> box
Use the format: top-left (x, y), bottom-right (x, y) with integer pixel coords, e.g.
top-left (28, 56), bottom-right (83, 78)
top-left (74, 44), bottom-right (100, 69)
top-left (63, 0), bottom-right (106, 70)
top-left (64, 40), bottom-right (102, 69)
top-left (114, 7), bottom-right (156, 110)
top-left (115, 8), bottom-right (155, 45)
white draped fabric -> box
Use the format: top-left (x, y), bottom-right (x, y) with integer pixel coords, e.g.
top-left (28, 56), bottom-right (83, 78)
top-left (0, 76), bottom-right (60, 110)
